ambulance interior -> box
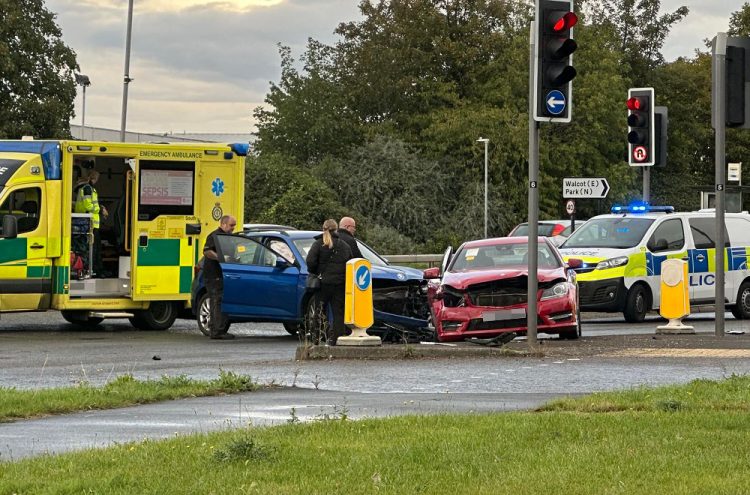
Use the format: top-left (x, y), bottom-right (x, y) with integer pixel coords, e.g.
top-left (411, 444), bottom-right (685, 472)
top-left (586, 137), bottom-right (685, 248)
top-left (70, 155), bottom-right (133, 297)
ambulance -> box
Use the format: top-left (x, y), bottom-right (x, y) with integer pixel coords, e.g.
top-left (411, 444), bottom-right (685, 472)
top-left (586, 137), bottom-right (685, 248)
top-left (0, 139), bottom-right (246, 329)
top-left (558, 203), bottom-right (750, 322)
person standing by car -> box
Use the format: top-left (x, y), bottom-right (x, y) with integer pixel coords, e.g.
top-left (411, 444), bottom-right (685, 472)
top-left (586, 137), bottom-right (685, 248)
top-left (202, 215), bottom-right (237, 340)
top-left (337, 216), bottom-right (363, 259)
top-left (306, 219), bottom-right (353, 345)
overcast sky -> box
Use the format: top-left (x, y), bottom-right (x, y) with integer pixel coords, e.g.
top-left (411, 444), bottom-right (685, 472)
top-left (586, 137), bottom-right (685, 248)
top-left (46, 0), bottom-right (744, 134)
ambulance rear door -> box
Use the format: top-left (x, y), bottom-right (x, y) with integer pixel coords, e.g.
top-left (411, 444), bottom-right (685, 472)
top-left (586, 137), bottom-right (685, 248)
top-left (131, 156), bottom-right (200, 301)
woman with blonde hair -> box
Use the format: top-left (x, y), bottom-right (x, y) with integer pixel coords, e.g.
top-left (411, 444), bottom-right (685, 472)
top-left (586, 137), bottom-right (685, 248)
top-left (306, 218), bottom-right (353, 345)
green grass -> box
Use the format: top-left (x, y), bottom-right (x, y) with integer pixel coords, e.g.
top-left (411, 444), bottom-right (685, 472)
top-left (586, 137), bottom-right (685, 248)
top-left (0, 370), bottom-right (259, 422)
top-left (1, 376), bottom-right (750, 494)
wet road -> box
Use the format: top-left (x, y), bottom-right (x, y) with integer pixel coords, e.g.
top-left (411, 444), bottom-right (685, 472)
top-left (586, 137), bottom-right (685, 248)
top-left (1, 310), bottom-right (749, 394)
top-left (2, 310), bottom-right (750, 459)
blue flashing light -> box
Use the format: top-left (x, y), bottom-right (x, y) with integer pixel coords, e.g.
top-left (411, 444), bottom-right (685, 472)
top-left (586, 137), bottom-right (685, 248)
top-left (230, 143), bottom-right (250, 157)
top-left (610, 203), bottom-right (675, 214)
top-left (0, 141), bottom-right (61, 180)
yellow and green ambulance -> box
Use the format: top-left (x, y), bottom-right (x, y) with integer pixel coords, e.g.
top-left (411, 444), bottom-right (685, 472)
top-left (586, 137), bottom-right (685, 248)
top-left (559, 204), bottom-right (750, 323)
top-left (0, 139), bottom-right (246, 329)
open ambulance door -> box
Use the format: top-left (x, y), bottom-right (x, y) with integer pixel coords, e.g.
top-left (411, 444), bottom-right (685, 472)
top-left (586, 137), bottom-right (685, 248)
top-left (130, 159), bottom-right (200, 303)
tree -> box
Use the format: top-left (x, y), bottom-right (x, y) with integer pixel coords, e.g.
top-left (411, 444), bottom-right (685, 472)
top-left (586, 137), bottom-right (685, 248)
top-left (0, 0), bottom-right (78, 138)
top-left (583, 0), bottom-right (689, 84)
top-left (729, 2), bottom-right (750, 36)
top-left (253, 42), bottom-right (362, 165)
top-left (314, 135), bottom-right (453, 244)
top-left (244, 152), bottom-right (348, 230)
top-left (650, 54), bottom-right (713, 210)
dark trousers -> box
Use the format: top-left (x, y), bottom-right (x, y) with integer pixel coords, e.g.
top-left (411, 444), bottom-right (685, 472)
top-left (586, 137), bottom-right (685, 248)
top-left (318, 283), bottom-right (347, 342)
top-left (206, 277), bottom-right (227, 336)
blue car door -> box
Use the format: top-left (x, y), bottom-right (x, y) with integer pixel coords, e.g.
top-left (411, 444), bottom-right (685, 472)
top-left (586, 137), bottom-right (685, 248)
top-left (214, 235), bottom-right (299, 318)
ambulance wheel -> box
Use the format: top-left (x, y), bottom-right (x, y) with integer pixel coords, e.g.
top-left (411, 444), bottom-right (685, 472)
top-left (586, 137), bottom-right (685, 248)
top-left (129, 301), bottom-right (178, 331)
top-left (731, 281), bottom-right (750, 319)
top-left (61, 311), bottom-right (104, 328)
top-left (624, 284), bottom-right (649, 323)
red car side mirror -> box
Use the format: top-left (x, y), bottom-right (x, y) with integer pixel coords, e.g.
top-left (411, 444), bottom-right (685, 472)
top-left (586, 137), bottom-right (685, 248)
top-left (423, 267), bottom-right (441, 279)
top-left (566, 258), bottom-right (583, 269)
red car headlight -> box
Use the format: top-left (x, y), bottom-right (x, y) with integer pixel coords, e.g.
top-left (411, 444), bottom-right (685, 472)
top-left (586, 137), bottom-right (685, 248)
top-left (541, 282), bottom-right (569, 300)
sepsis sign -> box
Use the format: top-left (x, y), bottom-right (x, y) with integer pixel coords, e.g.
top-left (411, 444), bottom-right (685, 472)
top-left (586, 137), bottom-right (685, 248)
top-left (140, 169), bottom-right (193, 206)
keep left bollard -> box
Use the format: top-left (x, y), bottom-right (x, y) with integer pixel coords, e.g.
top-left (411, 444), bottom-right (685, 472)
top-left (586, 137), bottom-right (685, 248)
top-left (338, 258), bottom-right (381, 346)
top-left (656, 258), bottom-right (694, 334)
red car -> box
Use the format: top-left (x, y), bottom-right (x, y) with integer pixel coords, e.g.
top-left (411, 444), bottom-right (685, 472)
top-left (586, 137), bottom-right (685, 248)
top-left (423, 237), bottom-right (582, 342)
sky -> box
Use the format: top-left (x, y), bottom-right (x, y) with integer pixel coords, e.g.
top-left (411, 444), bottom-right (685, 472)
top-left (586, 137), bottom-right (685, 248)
top-left (45, 0), bottom-right (745, 134)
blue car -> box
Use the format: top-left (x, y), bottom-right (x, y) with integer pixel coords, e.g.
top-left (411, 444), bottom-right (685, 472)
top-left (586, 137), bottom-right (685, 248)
top-left (191, 229), bottom-right (430, 341)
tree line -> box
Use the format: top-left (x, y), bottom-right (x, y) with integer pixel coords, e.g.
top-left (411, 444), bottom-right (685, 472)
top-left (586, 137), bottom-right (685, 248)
top-left (248, 0), bottom-right (750, 254)
top-left (5, 1), bottom-right (750, 254)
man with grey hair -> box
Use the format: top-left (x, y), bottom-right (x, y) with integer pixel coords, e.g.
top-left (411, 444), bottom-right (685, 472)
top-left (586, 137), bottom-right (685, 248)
top-left (337, 216), bottom-right (363, 259)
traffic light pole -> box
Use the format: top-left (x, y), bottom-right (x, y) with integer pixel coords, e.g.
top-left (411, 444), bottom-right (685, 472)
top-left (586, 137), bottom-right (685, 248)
top-left (528, 21), bottom-right (539, 350)
top-left (643, 168), bottom-right (650, 202)
top-left (712, 33), bottom-right (727, 337)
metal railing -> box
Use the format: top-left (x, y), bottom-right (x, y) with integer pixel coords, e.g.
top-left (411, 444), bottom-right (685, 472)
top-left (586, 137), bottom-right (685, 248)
top-left (383, 254), bottom-right (442, 267)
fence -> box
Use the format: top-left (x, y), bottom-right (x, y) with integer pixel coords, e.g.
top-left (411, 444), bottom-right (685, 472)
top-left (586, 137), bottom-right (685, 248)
top-left (383, 254), bottom-right (442, 267)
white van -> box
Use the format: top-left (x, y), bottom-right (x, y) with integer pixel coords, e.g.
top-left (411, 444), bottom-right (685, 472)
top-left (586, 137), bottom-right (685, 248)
top-left (558, 205), bottom-right (750, 322)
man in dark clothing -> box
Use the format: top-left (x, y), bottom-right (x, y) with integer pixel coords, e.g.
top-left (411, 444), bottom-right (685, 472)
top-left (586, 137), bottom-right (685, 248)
top-left (202, 215), bottom-right (237, 340)
top-left (337, 216), bottom-right (363, 259)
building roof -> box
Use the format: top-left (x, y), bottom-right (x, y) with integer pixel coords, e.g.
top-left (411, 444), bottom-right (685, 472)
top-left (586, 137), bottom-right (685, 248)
top-left (70, 125), bottom-right (254, 144)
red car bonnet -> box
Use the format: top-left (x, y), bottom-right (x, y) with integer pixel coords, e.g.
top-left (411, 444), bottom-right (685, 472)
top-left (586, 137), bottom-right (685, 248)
top-left (441, 267), bottom-right (564, 290)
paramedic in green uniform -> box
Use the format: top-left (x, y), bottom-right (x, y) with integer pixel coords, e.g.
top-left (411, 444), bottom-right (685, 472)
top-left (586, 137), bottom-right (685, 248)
top-left (74, 169), bottom-right (108, 277)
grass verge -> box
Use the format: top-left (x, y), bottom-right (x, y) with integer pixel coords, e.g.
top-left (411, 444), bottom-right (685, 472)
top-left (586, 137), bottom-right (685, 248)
top-left (1, 375), bottom-right (749, 493)
top-left (0, 370), bottom-right (258, 422)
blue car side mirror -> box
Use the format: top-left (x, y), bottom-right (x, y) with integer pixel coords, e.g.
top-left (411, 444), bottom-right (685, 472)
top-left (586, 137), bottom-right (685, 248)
top-left (275, 257), bottom-right (291, 269)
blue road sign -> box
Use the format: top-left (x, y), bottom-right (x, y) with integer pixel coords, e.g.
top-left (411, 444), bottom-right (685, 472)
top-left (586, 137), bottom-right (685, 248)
top-left (355, 265), bottom-right (371, 291)
top-left (545, 90), bottom-right (566, 115)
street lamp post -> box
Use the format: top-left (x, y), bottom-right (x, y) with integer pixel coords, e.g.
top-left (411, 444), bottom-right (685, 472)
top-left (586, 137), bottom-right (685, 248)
top-left (477, 137), bottom-right (489, 238)
top-left (75, 74), bottom-right (91, 139)
top-left (120, 0), bottom-right (134, 141)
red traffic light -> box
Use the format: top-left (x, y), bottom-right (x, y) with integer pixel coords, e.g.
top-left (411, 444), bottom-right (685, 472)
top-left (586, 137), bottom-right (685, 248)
top-left (551, 11), bottom-right (578, 32)
top-left (627, 97), bottom-right (644, 111)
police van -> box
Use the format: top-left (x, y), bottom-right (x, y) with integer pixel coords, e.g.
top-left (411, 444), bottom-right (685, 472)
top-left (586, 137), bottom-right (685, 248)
top-left (558, 204), bottom-right (750, 322)
top-left (0, 139), bottom-right (246, 329)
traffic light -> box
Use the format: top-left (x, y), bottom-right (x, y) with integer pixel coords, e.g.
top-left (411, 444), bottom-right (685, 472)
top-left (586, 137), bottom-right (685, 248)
top-left (654, 106), bottom-right (668, 166)
top-left (726, 38), bottom-right (750, 128)
top-left (627, 87), bottom-right (655, 166)
top-left (533, 0), bottom-right (577, 123)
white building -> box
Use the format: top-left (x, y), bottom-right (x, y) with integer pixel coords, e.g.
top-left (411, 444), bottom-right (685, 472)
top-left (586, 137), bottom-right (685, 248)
top-left (70, 124), bottom-right (253, 144)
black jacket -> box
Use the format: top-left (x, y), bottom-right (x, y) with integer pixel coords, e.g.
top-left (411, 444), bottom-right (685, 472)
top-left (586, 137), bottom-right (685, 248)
top-left (306, 232), bottom-right (353, 285)
top-left (336, 228), bottom-right (363, 259)
top-left (202, 227), bottom-right (224, 280)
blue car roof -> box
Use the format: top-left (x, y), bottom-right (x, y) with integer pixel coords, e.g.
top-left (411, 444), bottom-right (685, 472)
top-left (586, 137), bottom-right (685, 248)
top-left (244, 229), bottom-right (423, 280)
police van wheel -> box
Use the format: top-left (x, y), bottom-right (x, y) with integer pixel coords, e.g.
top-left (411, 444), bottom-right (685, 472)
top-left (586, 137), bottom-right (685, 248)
top-left (61, 311), bottom-right (104, 328)
top-left (624, 285), bottom-right (649, 323)
top-left (129, 301), bottom-right (178, 331)
top-left (731, 281), bottom-right (750, 320)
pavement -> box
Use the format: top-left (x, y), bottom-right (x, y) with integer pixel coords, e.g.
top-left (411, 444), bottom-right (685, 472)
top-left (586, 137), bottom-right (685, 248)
top-left (0, 388), bottom-right (572, 461)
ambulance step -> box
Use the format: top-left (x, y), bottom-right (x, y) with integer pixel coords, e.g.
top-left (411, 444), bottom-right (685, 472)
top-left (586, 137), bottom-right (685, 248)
top-left (89, 312), bottom-right (135, 319)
